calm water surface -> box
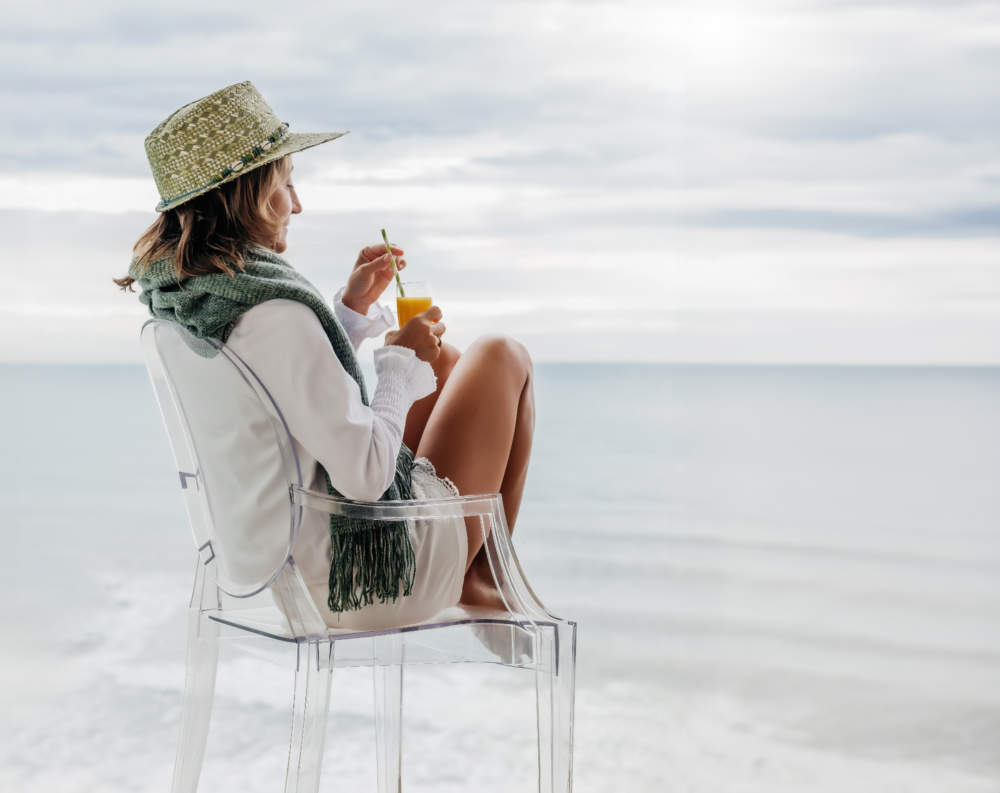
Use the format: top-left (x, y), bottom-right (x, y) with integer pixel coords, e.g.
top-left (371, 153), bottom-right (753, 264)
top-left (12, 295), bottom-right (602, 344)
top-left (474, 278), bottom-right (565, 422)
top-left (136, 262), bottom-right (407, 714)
top-left (2, 363), bottom-right (998, 792)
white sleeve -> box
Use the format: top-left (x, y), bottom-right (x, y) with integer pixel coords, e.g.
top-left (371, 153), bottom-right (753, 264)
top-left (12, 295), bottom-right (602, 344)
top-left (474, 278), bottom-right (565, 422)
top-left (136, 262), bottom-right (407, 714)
top-left (332, 286), bottom-right (396, 350)
top-left (224, 299), bottom-right (437, 502)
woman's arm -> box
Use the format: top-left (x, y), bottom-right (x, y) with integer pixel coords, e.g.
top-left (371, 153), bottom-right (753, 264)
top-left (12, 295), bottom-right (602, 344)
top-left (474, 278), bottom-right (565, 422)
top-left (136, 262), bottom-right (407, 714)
top-left (225, 299), bottom-right (436, 501)
top-left (332, 286), bottom-right (395, 350)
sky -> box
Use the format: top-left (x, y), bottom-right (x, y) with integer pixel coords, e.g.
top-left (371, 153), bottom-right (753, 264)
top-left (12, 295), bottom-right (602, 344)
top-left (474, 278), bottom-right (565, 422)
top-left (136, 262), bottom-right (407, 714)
top-left (2, 0), bottom-right (998, 364)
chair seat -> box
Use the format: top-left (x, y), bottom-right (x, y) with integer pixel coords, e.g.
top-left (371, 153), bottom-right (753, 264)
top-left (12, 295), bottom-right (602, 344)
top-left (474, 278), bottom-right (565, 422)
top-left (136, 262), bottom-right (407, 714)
top-left (207, 602), bottom-right (553, 668)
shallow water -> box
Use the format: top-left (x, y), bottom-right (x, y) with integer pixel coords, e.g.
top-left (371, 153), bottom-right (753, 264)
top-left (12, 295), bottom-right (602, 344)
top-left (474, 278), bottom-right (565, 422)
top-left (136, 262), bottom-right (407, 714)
top-left (2, 363), bottom-right (998, 791)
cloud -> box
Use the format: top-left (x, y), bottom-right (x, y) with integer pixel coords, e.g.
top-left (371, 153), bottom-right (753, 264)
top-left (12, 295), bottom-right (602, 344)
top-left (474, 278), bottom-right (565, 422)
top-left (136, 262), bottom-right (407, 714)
top-left (683, 206), bottom-right (1000, 237)
top-left (1, 0), bottom-right (997, 362)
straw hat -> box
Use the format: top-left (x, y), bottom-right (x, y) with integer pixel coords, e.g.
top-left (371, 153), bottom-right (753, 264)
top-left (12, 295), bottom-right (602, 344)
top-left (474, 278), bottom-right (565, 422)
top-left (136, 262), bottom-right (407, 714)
top-left (145, 80), bottom-right (348, 212)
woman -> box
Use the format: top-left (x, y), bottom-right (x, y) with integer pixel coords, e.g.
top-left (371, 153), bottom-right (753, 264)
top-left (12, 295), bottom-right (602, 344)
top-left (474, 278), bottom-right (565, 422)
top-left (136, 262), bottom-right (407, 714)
top-left (114, 81), bottom-right (534, 629)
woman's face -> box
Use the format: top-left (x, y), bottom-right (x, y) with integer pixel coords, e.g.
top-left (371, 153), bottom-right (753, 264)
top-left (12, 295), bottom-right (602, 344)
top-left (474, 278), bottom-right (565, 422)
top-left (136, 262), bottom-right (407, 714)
top-left (266, 157), bottom-right (302, 253)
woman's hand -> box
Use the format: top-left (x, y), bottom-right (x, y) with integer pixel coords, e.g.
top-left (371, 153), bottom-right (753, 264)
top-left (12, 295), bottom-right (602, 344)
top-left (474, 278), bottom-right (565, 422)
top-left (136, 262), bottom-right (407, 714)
top-left (341, 243), bottom-right (406, 315)
top-left (384, 306), bottom-right (445, 362)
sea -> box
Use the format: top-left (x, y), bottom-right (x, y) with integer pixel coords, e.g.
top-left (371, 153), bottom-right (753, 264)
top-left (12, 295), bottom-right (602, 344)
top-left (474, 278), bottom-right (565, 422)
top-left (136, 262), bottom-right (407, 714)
top-left (1, 362), bottom-right (998, 792)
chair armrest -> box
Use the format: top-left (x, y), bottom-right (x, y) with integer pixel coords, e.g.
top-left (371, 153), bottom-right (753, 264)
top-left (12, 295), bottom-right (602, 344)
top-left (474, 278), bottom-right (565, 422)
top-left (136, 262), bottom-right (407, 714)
top-left (289, 484), bottom-right (503, 521)
top-left (288, 485), bottom-right (566, 624)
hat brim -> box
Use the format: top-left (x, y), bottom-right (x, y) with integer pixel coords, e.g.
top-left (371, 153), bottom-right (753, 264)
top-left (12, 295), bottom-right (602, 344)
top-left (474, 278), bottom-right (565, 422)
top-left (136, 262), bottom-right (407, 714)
top-left (155, 130), bottom-right (348, 212)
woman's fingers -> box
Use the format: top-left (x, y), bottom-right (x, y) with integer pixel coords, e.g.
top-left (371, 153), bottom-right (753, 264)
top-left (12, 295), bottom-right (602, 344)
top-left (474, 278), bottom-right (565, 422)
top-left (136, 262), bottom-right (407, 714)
top-left (387, 305), bottom-right (444, 359)
top-left (413, 325), bottom-right (442, 361)
top-left (412, 311), bottom-right (445, 360)
top-left (426, 320), bottom-right (445, 353)
top-left (421, 305), bottom-right (443, 322)
top-left (358, 244), bottom-right (403, 265)
top-left (363, 252), bottom-right (405, 272)
top-left (387, 254), bottom-right (405, 270)
top-left (364, 244), bottom-right (403, 258)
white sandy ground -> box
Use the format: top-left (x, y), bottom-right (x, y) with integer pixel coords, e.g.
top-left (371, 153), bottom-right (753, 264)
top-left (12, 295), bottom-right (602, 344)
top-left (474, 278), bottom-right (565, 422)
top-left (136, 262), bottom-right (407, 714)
top-left (1, 572), bottom-right (997, 793)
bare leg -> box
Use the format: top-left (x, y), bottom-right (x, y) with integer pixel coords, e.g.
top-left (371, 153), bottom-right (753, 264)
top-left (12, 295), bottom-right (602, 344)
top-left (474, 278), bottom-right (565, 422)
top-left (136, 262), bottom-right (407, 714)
top-left (414, 335), bottom-right (534, 605)
top-left (403, 342), bottom-right (461, 453)
top-left (461, 372), bottom-right (535, 606)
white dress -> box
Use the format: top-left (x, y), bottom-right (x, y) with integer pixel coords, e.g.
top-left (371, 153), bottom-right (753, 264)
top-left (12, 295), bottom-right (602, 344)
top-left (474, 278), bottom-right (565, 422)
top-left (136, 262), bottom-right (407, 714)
top-left (224, 287), bottom-right (468, 630)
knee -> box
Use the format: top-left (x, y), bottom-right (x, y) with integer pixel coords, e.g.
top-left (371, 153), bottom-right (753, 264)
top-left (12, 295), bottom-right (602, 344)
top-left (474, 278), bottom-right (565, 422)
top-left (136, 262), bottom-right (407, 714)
top-left (473, 334), bottom-right (533, 376)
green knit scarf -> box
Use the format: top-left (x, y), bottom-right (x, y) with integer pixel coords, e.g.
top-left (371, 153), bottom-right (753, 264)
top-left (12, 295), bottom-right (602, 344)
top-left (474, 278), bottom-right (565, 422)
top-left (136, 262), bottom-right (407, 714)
top-left (131, 243), bottom-right (416, 613)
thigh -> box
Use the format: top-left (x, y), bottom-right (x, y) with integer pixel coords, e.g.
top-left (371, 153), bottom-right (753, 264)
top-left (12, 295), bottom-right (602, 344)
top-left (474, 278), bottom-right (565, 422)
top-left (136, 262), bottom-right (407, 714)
top-left (403, 341), bottom-right (461, 452)
top-left (415, 335), bottom-right (530, 497)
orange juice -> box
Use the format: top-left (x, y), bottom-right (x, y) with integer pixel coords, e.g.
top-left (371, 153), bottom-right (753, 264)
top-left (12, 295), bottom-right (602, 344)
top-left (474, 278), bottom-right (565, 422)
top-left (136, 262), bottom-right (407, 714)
top-left (396, 295), bottom-right (433, 328)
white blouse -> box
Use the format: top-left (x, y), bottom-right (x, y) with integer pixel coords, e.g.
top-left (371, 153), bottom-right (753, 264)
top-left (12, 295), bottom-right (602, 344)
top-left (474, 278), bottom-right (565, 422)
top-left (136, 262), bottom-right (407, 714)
top-left (223, 287), bottom-right (438, 593)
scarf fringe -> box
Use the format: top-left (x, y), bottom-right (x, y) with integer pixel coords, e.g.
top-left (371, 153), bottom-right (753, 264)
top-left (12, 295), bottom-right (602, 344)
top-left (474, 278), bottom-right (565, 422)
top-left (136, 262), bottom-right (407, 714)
top-left (322, 445), bottom-right (416, 613)
top-left (326, 518), bottom-right (417, 613)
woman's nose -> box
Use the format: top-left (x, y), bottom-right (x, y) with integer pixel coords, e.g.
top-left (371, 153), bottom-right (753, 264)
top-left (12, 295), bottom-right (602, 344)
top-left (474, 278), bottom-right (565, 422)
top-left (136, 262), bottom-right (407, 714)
top-left (291, 187), bottom-right (303, 214)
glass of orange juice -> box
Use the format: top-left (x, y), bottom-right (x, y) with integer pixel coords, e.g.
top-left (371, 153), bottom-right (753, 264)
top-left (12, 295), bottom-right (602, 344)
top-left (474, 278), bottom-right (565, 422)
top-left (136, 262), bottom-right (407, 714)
top-left (395, 280), bottom-right (433, 328)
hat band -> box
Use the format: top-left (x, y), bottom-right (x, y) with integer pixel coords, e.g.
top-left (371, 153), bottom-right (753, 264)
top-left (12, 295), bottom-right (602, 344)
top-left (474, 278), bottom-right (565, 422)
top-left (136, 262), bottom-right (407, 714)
top-left (155, 122), bottom-right (291, 211)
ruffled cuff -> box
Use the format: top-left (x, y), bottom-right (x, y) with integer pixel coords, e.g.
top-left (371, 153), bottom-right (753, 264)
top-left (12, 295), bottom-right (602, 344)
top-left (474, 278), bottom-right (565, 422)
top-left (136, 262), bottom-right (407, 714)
top-left (333, 287), bottom-right (396, 349)
top-left (373, 344), bottom-right (438, 404)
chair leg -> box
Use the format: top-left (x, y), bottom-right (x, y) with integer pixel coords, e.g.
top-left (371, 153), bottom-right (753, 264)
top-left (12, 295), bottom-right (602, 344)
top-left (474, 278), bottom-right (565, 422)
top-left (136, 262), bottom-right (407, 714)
top-left (373, 634), bottom-right (405, 793)
top-left (170, 610), bottom-right (220, 793)
top-left (535, 622), bottom-right (577, 793)
top-left (284, 640), bottom-right (334, 793)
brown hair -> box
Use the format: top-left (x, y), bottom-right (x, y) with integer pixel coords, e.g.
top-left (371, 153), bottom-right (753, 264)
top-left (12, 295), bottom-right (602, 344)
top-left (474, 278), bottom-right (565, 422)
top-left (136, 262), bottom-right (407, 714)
top-left (113, 155), bottom-right (291, 292)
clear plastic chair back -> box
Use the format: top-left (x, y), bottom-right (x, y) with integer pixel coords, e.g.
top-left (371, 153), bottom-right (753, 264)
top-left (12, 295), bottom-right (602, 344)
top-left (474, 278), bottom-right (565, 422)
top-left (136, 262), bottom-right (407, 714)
top-left (140, 318), bottom-right (302, 597)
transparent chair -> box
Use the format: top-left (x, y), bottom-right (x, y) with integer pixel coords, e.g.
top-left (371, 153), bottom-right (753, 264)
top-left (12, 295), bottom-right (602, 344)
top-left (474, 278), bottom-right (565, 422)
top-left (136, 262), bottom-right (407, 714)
top-left (139, 318), bottom-right (576, 793)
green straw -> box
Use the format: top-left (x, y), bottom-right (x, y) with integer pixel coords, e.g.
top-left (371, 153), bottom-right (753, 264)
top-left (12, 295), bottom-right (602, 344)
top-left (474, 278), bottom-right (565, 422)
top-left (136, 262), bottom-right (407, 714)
top-left (380, 228), bottom-right (405, 297)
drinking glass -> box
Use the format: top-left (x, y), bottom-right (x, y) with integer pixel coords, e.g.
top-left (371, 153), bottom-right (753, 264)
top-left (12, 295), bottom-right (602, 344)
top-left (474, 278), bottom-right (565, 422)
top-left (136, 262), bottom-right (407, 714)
top-left (395, 280), bottom-right (433, 328)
